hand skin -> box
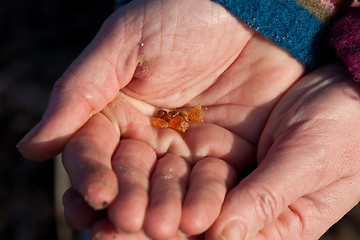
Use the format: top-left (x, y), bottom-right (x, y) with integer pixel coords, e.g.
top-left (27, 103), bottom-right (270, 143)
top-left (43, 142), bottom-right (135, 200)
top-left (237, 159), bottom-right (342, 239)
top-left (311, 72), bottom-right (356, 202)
top-left (62, 64), bottom-right (360, 240)
top-left (16, 0), bottom-right (306, 239)
top-left (205, 63), bottom-right (360, 240)
top-left (17, 0), bottom-right (303, 161)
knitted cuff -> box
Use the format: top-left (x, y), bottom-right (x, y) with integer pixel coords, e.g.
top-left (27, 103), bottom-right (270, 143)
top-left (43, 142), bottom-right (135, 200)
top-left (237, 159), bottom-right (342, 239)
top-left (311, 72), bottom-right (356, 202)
top-left (212, 0), bottom-right (346, 70)
top-left (329, 7), bottom-right (360, 82)
top-left (115, 0), bottom-right (132, 9)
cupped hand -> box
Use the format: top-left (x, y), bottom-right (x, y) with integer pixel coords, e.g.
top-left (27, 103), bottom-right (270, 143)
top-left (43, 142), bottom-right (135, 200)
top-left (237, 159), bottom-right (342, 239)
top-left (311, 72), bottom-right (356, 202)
top-left (17, 0), bottom-right (303, 161)
top-left (62, 64), bottom-right (360, 240)
top-left (61, 91), bottom-right (247, 239)
top-left (60, 32), bottom-right (302, 237)
top-left (16, 0), bottom-right (306, 239)
top-left (205, 64), bottom-right (360, 240)
top-left (59, 22), bottom-right (304, 240)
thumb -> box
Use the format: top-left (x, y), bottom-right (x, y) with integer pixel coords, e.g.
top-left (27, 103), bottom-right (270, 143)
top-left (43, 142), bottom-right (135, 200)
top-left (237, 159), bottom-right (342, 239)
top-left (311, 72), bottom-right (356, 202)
top-left (207, 126), bottom-right (348, 240)
top-left (17, 10), bottom-right (141, 161)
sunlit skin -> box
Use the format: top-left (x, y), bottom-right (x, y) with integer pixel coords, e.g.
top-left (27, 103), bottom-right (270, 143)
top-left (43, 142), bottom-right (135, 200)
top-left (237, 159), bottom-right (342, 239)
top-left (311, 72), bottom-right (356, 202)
top-left (62, 64), bottom-right (360, 240)
top-left (17, 0), bottom-right (360, 239)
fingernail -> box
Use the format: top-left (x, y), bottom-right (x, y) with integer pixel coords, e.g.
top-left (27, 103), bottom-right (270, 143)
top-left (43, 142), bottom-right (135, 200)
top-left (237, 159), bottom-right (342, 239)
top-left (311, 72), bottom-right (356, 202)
top-left (144, 233), bottom-right (153, 240)
top-left (178, 230), bottom-right (191, 237)
top-left (17, 120), bottom-right (43, 146)
top-left (102, 201), bottom-right (108, 208)
top-left (219, 220), bottom-right (245, 240)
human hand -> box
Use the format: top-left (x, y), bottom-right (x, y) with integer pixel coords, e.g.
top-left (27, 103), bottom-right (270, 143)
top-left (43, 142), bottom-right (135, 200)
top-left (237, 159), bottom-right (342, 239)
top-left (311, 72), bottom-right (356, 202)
top-left (62, 64), bottom-right (360, 240)
top-left (17, 0), bottom-right (305, 239)
top-left (204, 63), bottom-right (360, 239)
top-left (59, 83), bottom-right (271, 240)
top-left (17, 0), bottom-right (303, 161)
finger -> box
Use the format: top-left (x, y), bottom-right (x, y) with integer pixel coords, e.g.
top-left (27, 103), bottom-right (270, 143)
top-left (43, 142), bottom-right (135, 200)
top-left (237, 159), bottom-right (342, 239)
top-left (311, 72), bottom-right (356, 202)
top-left (108, 139), bottom-right (157, 233)
top-left (62, 186), bottom-right (79, 208)
top-left (17, 9), bottom-right (141, 161)
top-left (91, 219), bottom-right (206, 240)
top-left (183, 124), bottom-right (256, 171)
top-left (63, 187), bottom-right (104, 229)
top-left (103, 96), bottom-right (256, 170)
top-left (91, 219), bottom-right (148, 240)
top-left (253, 175), bottom-right (360, 240)
top-left (144, 154), bottom-right (190, 239)
top-left (180, 158), bottom-right (238, 236)
top-left (62, 113), bottom-right (119, 209)
top-left (207, 125), bottom-right (358, 240)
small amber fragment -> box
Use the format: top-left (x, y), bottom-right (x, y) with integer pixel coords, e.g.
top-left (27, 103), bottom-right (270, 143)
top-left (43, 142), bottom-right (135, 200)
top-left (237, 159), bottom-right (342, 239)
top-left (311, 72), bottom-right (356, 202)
top-left (152, 118), bottom-right (169, 128)
top-left (152, 105), bottom-right (204, 133)
top-left (181, 110), bottom-right (189, 121)
top-left (164, 110), bottom-right (180, 122)
top-left (188, 105), bottom-right (204, 122)
top-left (168, 116), bottom-right (189, 133)
top-left (157, 110), bottom-right (168, 119)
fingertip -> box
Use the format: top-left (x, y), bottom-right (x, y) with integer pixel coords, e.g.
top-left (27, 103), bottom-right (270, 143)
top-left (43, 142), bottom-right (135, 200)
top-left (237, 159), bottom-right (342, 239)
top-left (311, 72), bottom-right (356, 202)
top-left (206, 218), bottom-right (241, 240)
top-left (218, 220), bottom-right (245, 240)
top-left (63, 187), bottom-right (80, 208)
top-left (64, 193), bottom-right (103, 229)
top-left (82, 172), bottom-right (119, 210)
top-left (91, 219), bottom-right (123, 240)
top-left (107, 191), bottom-right (148, 233)
top-left (180, 158), bottom-right (238, 236)
top-left (179, 212), bottom-right (209, 236)
top-left (16, 121), bottom-right (53, 161)
top-left (144, 213), bottom-right (180, 240)
top-left (17, 140), bottom-right (62, 161)
top-left (91, 219), bottom-right (151, 240)
top-left (17, 120), bottom-right (43, 146)
top-left (16, 120), bottom-right (72, 161)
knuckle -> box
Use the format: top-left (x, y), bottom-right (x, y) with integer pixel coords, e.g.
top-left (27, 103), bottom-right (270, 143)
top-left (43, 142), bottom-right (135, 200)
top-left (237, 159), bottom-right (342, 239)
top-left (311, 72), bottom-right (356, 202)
top-left (246, 185), bottom-right (283, 225)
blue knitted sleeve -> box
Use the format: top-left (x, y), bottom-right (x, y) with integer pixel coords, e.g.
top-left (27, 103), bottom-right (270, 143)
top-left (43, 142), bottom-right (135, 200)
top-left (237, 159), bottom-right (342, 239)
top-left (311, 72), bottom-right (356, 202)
top-left (116, 0), bottom-right (131, 9)
top-left (211, 0), bottom-right (334, 70)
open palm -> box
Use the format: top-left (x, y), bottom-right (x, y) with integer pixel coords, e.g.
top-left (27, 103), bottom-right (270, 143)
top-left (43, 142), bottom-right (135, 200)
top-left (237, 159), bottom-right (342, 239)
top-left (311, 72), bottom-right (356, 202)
top-left (17, 0), bottom-right (303, 161)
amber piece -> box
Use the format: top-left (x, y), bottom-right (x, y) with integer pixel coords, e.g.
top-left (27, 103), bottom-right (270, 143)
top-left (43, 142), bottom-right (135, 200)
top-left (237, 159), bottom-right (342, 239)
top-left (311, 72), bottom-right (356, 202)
top-left (188, 105), bottom-right (204, 122)
top-left (152, 118), bottom-right (169, 128)
top-left (164, 110), bottom-right (180, 122)
top-left (168, 116), bottom-right (189, 133)
top-left (157, 110), bottom-right (168, 119)
top-left (152, 105), bottom-right (204, 133)
top-left (181, 110), bottom-right (189, 121)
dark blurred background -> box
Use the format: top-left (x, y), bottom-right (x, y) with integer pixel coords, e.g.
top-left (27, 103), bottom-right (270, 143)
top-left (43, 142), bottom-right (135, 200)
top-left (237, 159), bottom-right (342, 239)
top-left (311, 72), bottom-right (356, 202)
top-left (0, 0), bottom-right (359, 239)
top-left (1, 0), bottom-right (113, 239)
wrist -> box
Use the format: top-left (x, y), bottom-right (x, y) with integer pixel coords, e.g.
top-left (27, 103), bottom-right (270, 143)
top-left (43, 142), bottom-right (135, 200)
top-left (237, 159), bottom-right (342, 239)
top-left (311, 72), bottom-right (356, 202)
top-left (212, 0), bottom-right (349, 70)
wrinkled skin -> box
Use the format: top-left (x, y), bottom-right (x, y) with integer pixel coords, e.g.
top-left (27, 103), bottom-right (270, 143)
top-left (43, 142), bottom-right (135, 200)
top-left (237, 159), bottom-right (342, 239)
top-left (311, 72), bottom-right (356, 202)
top-left (208, 64), bottom-right (360, 240)
top-left (62, 64), bottom-right (360, 240)
top-left (17, 0), bottom-right (303, 160)
top-left (17, 0), bottom-right (360, 239)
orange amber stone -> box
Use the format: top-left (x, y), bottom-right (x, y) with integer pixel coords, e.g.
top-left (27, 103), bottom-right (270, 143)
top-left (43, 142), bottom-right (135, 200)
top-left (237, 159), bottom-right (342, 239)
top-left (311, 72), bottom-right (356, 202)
top-left (152, 118), bottom-right (169, 128)
top-left (181, 110), bottom-right (189, 121)
top-left (188, 105), bottom-right (204, 122)
top-left (157, 110), bottom-right (168, 119)
top-left (168, 116), bottom-right (189, 133)
top-left (152, 105), bottom-right (204, 133)
top-left (164, 110), bottom-right (180, 122)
